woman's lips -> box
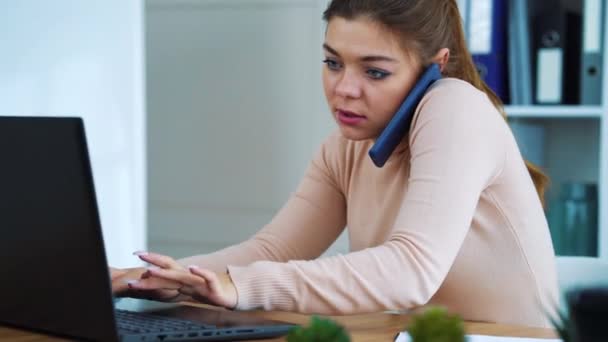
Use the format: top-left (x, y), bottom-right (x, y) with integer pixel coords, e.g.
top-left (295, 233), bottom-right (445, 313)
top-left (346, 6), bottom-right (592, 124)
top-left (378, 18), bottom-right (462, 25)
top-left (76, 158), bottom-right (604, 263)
top-left (336, 109), bottom-right (366, 126)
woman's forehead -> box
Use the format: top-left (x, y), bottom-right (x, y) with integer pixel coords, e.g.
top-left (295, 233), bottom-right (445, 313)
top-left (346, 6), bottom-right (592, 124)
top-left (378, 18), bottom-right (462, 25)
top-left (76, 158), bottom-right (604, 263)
top-left (324, 17), bottom-right (407, 60)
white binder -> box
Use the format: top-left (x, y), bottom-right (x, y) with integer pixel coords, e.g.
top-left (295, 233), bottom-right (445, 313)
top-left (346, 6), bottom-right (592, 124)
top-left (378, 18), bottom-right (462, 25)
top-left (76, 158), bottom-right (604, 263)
top-left (536, 48), bottom-right (564, 104)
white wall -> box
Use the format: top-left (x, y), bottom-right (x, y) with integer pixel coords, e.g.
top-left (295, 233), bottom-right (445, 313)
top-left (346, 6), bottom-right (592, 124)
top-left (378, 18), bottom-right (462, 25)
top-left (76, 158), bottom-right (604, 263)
top-left (146, 0), bottom-right (347, 258)
top-left (0, 1), bottom-right (147, 267)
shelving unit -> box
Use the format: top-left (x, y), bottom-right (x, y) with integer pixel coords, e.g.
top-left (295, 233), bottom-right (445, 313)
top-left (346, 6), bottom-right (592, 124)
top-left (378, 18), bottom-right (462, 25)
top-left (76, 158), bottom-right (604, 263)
top-left (506, 105), bottom-right (603, 118)
top-left (498, 0), bottom-right (608, 259)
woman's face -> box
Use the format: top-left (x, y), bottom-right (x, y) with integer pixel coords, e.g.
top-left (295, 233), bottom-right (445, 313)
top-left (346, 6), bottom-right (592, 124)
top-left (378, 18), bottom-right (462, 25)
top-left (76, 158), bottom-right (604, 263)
top-left (322, 17), bottom-right (422, 141)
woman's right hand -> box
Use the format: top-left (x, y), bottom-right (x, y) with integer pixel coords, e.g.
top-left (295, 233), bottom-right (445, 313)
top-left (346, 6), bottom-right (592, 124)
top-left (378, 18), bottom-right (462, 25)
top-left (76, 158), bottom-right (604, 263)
top-left (110, 266), bottom-right (189, 302)
top-left (111, 267), bottom-right (143, 294)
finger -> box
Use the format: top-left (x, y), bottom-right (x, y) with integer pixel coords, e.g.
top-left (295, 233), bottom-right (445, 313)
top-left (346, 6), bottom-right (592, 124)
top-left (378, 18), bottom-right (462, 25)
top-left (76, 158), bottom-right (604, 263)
top-left (147, 267), bottom-right (208, 288)
top-left (188, 267), bottom-right (232, 307)
top-left (189, 267), bottom-right (221, 294)
top-left (112, 279), bottom-right (131, 294)
top-left (140, 268), bottom-right (161, 279)
top-left (134, 251), bottom-right (181, 270)
top-left (112, 271), bottom-right (143, 294)
top-left (140, 268), bottom-right (212, 301)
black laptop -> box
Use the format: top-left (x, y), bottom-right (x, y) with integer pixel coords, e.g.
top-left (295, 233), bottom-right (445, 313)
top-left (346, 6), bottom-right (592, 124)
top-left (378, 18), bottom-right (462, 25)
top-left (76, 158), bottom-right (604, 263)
top-left (0, 116), bottom-right (296, 341)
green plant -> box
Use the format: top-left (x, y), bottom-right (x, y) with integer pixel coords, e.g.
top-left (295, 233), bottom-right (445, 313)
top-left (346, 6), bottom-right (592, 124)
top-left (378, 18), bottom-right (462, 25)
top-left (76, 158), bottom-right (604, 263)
top-left (407, 306), bottom-right (466, 342)
top-left (286, 315), bottom-right (350, 342)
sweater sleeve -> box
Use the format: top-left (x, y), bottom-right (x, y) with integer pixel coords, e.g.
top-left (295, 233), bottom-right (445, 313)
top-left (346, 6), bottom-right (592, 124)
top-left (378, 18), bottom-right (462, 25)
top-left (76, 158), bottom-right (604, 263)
top-left (178, 136), bottom-right (347, 274)
top-left (227, 83), bottom-right (506, 313)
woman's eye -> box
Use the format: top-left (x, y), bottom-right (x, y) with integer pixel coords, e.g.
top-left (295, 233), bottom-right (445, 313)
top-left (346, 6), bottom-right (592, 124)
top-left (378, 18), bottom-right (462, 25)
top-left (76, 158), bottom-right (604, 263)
top-left (322, 59), bottom-right (341, 71)
top-left (366, 69), bottom-right (390, 80)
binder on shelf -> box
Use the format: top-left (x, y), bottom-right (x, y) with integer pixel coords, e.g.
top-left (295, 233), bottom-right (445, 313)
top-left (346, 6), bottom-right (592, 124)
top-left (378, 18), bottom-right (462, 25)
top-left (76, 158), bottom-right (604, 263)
top-left (507, 0), bottom-right (533, 105)
top-left (531, 4), bottom-right (582, 105)
top-left (580, 0), bottom-right (605, 105)
top-left (464, 0), bottom-right (509, 103)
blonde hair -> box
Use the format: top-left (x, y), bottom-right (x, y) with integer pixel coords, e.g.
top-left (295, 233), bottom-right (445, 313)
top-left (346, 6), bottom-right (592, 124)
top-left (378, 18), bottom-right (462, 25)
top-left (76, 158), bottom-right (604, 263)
top-left (323, 0), bottom-right (549, 205)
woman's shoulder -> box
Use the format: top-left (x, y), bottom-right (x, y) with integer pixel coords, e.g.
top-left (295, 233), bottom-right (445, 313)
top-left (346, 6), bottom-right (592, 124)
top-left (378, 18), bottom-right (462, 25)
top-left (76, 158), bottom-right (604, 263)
top-left (415, 77), bottom-right (501, 124)
top-left (427, 77), bottom-right (487, 102)
top-left (409, 77), bottom-right (511, 161)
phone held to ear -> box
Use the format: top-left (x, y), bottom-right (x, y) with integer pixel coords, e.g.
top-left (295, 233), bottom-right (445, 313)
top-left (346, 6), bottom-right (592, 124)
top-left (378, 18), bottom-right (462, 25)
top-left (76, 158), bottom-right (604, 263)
top-left (368, 63), bottom-right (442, 168)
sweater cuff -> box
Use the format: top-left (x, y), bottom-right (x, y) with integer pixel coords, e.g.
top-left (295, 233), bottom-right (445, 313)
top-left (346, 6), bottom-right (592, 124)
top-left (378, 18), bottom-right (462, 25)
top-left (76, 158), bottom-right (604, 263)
top-left (227, 262), bottom-right (297, 311)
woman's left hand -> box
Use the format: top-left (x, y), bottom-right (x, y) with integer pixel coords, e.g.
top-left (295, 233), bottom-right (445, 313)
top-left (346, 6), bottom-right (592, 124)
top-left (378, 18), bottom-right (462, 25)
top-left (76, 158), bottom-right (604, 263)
top-left (127, 252), bottom-right (238, 309)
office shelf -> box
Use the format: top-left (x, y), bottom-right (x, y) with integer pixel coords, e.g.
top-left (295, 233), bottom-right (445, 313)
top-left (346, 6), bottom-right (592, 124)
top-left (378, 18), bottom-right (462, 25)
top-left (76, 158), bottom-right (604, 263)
top-left (498, 0), bottom-right (608, 258)
top-left (505, 105), bottom-right (604, 118)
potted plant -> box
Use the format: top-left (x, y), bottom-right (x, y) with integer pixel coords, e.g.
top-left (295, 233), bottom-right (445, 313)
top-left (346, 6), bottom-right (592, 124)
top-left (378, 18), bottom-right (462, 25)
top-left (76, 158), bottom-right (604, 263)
top-left (287, 315), bottom-right (350, 342)
top-left (407, 306), bottom-right (466, 342)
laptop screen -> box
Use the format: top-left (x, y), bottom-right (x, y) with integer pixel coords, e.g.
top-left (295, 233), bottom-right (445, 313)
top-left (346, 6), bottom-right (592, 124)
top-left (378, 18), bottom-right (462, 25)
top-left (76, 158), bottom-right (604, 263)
top-left (0, 117), bottom-right (118, 341)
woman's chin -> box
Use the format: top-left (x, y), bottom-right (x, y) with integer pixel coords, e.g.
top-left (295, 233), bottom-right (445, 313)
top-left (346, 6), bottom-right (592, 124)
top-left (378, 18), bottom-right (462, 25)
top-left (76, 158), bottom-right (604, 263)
top-left (338, 126), bottom-right (377, 141)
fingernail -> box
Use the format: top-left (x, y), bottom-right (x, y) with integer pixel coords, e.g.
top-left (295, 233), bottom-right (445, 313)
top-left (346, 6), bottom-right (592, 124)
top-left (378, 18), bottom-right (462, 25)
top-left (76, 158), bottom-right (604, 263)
top-left (188, 265), bottom-right (200, 270)
top-left (133, 251), bottom-right (148, 256)
top-left (126, 280), bottom-right (138, 286)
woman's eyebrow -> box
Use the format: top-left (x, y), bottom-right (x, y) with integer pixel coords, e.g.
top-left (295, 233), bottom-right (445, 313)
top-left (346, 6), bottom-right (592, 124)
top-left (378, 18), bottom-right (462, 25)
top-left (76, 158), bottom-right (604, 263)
top-left (323, 43), bottom-right (398, 63)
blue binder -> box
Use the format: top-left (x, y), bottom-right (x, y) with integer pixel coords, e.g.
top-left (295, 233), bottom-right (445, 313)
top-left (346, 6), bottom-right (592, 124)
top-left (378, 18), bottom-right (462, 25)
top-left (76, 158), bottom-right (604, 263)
top-left (465, 0), bottom-right (508, 102)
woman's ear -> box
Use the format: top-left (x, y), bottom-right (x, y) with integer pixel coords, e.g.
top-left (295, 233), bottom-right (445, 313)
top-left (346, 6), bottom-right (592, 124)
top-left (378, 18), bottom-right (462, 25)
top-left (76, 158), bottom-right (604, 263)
top-left (432, 48), bottom-right (450, 72)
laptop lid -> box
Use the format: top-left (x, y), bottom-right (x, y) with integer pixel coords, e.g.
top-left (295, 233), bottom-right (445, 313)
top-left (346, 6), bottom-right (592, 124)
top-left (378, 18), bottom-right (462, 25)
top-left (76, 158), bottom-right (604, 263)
top-left (0, 116), bottom-right (296, 341)
top-left (0, 116), bottom-right (119, 341)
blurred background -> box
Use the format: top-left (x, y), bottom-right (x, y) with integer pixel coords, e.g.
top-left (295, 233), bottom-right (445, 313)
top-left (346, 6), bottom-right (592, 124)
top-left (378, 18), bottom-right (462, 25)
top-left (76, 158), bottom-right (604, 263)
top-left (0, 0), bottom-right (606, 267)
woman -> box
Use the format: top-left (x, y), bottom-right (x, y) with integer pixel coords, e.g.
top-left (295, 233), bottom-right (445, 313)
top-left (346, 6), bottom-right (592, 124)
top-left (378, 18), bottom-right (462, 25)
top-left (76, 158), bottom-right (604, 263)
top-left (113, 0), bottom-right (559, 327)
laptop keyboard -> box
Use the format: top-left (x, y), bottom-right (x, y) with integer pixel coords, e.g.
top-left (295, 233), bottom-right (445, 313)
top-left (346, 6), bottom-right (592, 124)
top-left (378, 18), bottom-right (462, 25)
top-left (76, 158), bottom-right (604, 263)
top-left (116, 309), bottom-right (216, 335)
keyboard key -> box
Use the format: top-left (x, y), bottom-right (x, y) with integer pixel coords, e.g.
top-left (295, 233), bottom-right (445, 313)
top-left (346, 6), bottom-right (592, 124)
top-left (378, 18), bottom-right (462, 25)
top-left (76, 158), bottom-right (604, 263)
top-left (115, 309), bottom-right (216, 336)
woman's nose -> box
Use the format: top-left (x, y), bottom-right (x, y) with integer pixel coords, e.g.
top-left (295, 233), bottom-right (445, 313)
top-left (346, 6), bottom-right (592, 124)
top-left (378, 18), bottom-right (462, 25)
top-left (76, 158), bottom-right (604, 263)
top-left (334, 70), bottom-right (362, 99)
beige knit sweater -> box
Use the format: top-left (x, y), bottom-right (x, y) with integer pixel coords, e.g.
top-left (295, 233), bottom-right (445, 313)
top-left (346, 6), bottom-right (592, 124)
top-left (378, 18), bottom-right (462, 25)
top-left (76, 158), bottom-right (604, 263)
top-left (179, 78), bottom-right (559, 327)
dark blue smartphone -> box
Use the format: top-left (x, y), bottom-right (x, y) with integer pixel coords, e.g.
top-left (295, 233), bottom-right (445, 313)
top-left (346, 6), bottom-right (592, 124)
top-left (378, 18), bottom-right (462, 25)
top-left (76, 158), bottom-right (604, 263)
top-left (368, 63), bottom-right (442, 167)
